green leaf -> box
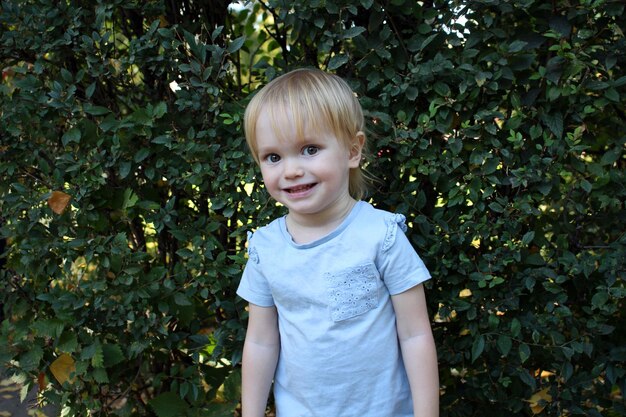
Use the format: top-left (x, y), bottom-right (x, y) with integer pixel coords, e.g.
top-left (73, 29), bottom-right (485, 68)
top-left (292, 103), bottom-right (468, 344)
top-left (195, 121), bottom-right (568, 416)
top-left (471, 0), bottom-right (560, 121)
top-left (119, 161), bottom-right (131, 179)
top-left (434, 82), bottom-right (451, 97)
top-left (31, 319), bottom-right (65, 338)
top-left (58, 332), bottom-right (78, 353)
top-left (591, 290), bottom-right (609, 309)
top-left (406, 86), bottom-right (418, 101)
top-left (62, 127), bottom-right (81, 146)
top-left (475, 71), bottom-right (491, 87)
top-left (92, 367), bottom-right (109, 383)
top-left (518, 368), bottom-right (536, 389)
top-left (489, 202), bottom-right (504, 213)
top-left (100, 115), bottom-right (119, 131)
top-left (183, 29), bottom-right (198, 48)
top-left (420, 33), bottom-right (438, 51)
top-left (541, 112), bottom-right (563, 139)
top-left (343, 26), bottom-right (366, 39)
top-left (152, 135), bottom-right (172, 145)
top-left (92, 343), bottom-right (104, 368)
top-left (604, 88), bottom-right (619, 102)
top-left (86, 82), bottom-right (96, 98)
top-left (122, 188), bottom-right (139, 209)
top-left (508, 40), bottom-right (527, 53)
top-left (471, 334), bottom-right (485, 362)
top-left (130, 108), bottom-right (152, 125)
top-left (134, 148), bottom-right (150, 162)
top-left (174, 292), bottom-right (192, 306)
top-left (19, 345), bottom-right (43, 372)
top-left (580, 179), bottom-right (592, 193)
top-left (328, 54), bottom-right (349, 70)
top-left (519, 343), bottom-right (531, 363)
top-left (586, 80), bottom-right (608, 91)
top-left (227, 35), bottom-right (246, 53)
top-left (153, 101), bottom-right (167, 119)
top-left (102, 344), bottom-right (125, 367)
top-left (511, 318), bottom-right (521, 338)
top-left (600, 148), bottom-right (620, 165)
top-left (497, 335), bottom-right (512, 356)
top-left (521, 231), bottom-right (535, 245)
top-left (221, 369), bottom-right (242, 402)
top-left (83, 104), bottom-right (111, 116)
top-left (60, 68), bottom-right (73, 83)
top-left (525, 253), bottom-right (545, 265)
top-left (148, 392), bottom-right (188, 417)
top-left (211, 26), bottom-right (224, 41)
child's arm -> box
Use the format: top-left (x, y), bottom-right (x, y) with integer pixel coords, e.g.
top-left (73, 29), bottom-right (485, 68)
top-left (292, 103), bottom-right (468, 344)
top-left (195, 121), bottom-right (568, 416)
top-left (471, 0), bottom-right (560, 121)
top-left (241, 303), bottom-right (280, 417)
top-left (391, 284), bottom-right (439, 417)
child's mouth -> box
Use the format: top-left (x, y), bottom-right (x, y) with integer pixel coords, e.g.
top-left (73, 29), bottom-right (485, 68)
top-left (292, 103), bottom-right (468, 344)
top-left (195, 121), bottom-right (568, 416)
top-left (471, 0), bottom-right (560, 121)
top-left (285, 183), bottom-right (316, 194)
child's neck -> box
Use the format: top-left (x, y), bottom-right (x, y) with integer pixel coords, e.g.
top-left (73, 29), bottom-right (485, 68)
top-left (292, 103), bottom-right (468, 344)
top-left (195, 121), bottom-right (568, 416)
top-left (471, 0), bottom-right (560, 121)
top-left (285, 198), bottom-right (357, 244)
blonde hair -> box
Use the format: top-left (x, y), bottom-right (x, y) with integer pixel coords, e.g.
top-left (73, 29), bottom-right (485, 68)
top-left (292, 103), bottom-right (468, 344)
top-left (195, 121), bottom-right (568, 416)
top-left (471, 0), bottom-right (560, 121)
top-left (244, 68), bottom-right (368, 200)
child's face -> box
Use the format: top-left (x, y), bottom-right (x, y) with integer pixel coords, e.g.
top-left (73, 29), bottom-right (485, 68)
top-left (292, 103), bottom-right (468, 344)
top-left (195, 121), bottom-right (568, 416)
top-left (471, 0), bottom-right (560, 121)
top-left (254, 109), bottom-right (361, 220)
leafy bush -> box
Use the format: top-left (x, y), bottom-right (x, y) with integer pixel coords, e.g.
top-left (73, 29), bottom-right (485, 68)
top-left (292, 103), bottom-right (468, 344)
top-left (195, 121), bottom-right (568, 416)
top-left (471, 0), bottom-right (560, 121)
top-left (1, 0), bottom-right (624, 416)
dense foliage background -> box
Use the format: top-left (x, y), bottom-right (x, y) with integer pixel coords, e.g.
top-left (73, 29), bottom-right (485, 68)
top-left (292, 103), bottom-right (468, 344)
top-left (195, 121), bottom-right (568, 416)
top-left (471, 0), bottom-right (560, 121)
top-left (1, 0), bottom-right (624, 416)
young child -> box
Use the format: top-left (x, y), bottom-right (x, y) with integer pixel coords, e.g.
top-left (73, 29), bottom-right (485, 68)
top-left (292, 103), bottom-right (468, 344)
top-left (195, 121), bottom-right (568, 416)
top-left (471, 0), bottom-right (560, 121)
top-left (237, 68), bottom-right (439, 417)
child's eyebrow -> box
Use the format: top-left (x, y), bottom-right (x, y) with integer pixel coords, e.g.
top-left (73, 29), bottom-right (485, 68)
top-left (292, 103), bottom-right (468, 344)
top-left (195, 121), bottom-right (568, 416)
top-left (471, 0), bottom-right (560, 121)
top-left (256, 147), bottom-right (275, 156)
top-left (256, 143), bottom-right (280, 154)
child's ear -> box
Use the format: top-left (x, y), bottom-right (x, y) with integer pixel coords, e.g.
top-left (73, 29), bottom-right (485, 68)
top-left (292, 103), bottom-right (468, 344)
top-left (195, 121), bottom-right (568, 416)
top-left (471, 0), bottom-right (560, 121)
top-left (348, 131), bottom-right (365, 168)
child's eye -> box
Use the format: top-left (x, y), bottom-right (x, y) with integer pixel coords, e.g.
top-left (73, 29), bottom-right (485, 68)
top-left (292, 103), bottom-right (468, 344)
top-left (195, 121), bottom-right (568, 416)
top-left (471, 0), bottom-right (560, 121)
top-left (264, 153), bottom-right (281, 163)
top-left (302, 145), bottom-right (319, 156)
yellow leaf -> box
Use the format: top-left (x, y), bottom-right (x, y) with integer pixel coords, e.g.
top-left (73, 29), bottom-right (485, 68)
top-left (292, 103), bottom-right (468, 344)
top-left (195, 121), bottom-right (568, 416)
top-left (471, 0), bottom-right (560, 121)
top-left (48, 191), bottom-right (71, 214)
top-left (528, 387), bottom-right (552, 414)
top-left (50, 354), bottom-right (75, 385)
top-left (459, 288), bottom-right (472, 298)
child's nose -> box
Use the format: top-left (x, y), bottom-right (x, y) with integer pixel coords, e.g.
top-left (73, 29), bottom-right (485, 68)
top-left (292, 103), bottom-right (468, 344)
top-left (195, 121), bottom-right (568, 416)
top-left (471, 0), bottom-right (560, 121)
top-left (283, 157), bottom-right (304, 178)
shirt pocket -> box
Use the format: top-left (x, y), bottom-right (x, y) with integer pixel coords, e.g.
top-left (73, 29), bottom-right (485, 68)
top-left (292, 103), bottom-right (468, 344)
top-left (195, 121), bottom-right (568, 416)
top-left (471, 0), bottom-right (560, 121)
top-left (324, 262), bottom-right (379, 322)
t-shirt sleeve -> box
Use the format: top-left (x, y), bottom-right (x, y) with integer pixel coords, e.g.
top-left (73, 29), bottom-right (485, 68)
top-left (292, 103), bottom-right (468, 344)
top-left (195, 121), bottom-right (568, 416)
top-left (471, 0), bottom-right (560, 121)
top-left (378, 213), bottom-right (431, 295)
top-left (236, 232), bottom-right (275, 307)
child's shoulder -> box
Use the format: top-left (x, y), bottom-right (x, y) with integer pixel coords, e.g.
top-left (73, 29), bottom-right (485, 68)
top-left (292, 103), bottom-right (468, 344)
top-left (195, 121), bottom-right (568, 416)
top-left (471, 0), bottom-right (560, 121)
top-left (357, 201), bottom-right (408, 230)
top-left (245, 215), bottom-right (289, 254)
top-left (353, 201), bottom-right (409, 251)
top-left (247, 216), bottom-right (283, 240)
top-left (244, 217), bottom-right (284, 264)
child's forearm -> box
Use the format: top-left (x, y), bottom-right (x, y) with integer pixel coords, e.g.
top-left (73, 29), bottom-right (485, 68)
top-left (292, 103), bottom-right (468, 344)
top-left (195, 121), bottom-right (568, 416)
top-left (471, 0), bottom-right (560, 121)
top-left (241, 340), bottom-right (280, 417)
top-left (400, 333), bottom-right (439, 417)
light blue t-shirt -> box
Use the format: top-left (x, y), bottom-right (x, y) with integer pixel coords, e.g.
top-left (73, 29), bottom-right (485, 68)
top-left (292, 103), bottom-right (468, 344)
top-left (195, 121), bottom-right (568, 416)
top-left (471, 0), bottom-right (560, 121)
top-left (237, 201), bottom-right (431, 417)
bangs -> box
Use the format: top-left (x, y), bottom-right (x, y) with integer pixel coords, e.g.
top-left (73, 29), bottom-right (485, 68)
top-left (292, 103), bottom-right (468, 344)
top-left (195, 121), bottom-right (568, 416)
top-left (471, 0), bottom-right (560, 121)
top-left (261, 95), bottom-right (328, 145)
